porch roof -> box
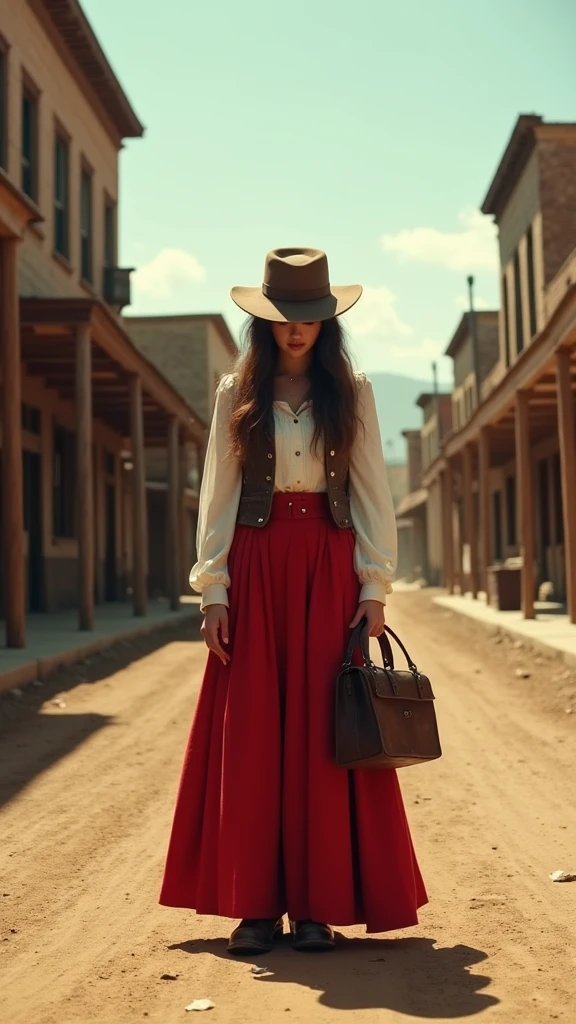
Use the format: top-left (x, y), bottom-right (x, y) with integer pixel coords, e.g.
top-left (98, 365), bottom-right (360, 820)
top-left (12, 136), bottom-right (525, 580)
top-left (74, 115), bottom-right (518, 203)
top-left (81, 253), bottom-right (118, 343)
top-left (19, 297), bottom-right (207, 447)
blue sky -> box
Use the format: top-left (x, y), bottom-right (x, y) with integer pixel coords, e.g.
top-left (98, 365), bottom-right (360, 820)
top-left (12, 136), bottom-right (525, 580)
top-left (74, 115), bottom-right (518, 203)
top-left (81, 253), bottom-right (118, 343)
top-left (83, 0), bottom-right (575, 383)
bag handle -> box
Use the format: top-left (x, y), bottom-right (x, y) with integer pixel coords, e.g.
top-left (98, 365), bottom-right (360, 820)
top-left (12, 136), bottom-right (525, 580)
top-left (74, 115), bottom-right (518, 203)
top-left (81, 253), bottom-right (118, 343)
top-left (343, 618), bottom-right (420, 677)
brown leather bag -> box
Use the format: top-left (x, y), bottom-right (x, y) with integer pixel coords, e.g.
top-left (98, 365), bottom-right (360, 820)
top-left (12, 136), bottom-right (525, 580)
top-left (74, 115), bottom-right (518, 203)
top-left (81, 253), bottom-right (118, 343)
top-left (335, 619), bottom-right (442, 770)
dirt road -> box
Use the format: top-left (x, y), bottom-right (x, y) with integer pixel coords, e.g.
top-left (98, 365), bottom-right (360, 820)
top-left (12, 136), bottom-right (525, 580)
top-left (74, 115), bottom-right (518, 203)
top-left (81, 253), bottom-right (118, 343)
top-left (2, 592), bottom-right (576, 1024)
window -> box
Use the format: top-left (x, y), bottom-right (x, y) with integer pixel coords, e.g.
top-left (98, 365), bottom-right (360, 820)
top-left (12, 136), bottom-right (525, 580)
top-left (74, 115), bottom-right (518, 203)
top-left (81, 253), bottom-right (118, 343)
top-left (53, 425), bottom-right (76, 538)
top-left (513, 250), bottom-right (524, 355)
top-left (21, 80), bottom-right (39, 200)
top-left (0, 39), bottom-right (7, 170)
top-left (526, 226), bottom-right (537, 339)
top-left (54, 132), bottom-right (69, 258)
top-left (505, 474), bottom-right (516, 546)
top-left (80, 165), bottom-right (93, 282)
top-left (502, 273), bottom-right (511, 367)
top-left (104, 198), bottom-right (115, 268)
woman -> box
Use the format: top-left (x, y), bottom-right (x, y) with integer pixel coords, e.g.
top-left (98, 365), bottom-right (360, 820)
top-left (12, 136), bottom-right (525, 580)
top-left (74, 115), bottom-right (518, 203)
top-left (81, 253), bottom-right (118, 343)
top-left (159, 248), bottom-right (427, 954)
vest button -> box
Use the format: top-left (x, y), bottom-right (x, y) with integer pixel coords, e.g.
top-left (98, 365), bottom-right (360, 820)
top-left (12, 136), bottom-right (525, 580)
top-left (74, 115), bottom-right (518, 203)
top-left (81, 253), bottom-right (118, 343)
top-left (330, 471), bottom-right (335, 477)
top-left (266, 475), bottom-right (272, 482)
top-left (295, 451), bottom-right (301, 456)
top-left (330, 450), bottom-right (335, 456)
top-left (258, 518), bottom-right (264, 523)
top-left (342, 518), bottom-right (349, 525)
top-left (267, 453), bottom-right (273, 459)
top-left (333, 501), bottom-right (338, 506)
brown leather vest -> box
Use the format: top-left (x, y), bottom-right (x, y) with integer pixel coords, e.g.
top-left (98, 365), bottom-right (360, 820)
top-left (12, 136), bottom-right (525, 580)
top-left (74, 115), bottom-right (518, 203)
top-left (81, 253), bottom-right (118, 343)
top-left (236, 417), bottom-right (352, 529)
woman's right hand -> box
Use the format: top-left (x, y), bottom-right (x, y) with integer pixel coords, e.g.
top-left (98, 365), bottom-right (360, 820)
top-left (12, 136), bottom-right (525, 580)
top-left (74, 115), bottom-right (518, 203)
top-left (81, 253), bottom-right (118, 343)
top-left (201, 604), bottom-right (230, 665)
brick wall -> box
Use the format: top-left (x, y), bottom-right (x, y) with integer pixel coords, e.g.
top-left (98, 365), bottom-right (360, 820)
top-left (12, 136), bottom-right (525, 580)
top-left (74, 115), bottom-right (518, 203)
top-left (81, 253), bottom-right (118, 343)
top-left (539, 139), bottom-right (576, 284)
top-left (125, 319), bottom-right (210, 421)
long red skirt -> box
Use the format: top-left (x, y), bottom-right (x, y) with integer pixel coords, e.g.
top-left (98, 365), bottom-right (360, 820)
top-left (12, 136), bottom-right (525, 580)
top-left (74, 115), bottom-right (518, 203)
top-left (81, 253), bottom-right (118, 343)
top-left (159, 492), bottom-right (428, 933)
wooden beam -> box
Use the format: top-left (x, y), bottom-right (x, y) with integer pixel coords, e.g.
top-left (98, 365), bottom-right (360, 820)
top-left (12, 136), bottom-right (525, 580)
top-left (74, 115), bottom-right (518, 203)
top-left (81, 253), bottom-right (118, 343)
top-left (478, 427), bottom-right (492, 596)
top-left (129, 374), bottom-right (147, 616)
top-left (167, 417), bottom-right (181, 611)
top-left (0, 238), bottom-right (25, 647)
top-left (462, 443), bottom-right (479, 598)
top-left (556, 347), bottom-right (576, 622)
top-left (515, 391), bottom-right (535, 619)
top-left (442, 463), bottom-right (455, 594)
top-left (76, 324), bottom-right (94, 630)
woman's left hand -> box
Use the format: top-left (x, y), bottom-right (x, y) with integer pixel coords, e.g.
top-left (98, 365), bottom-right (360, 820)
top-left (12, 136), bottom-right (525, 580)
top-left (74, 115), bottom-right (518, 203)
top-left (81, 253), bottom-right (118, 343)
top-left (350, 599), bottom-right (386, 637)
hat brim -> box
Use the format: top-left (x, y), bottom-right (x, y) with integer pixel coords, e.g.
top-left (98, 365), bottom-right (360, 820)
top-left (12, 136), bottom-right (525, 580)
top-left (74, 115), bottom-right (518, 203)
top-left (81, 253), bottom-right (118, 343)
top-left (230, 284), bottom-right (363, 323)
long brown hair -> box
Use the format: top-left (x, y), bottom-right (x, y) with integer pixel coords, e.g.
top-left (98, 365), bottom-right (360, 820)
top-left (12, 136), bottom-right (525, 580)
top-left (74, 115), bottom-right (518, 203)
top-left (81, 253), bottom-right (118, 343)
top-left (228, 317), bottom-right (359, 463)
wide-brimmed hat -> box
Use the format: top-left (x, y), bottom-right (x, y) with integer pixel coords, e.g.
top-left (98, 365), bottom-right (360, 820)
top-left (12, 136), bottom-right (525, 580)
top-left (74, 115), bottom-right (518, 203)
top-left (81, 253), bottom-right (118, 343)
top-left (230, 248), bottom-right (363, 323)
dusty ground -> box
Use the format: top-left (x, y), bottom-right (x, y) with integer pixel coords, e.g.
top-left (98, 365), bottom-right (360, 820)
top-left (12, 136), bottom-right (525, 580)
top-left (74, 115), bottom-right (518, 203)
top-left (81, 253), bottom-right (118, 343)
top-left (1, 591), bottom-right (576, 1024)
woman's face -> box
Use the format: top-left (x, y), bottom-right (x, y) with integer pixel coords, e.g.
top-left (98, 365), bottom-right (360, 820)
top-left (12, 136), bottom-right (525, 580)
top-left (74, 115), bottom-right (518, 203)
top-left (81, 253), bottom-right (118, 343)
top-left (271, 321), bottom-right (322, 362)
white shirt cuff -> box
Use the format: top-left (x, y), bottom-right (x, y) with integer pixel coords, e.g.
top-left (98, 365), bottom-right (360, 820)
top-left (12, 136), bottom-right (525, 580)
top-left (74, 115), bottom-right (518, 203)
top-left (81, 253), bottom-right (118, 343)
top-left (359, 581), bottom-right (390, 605)
top-left (200, 583), bottom-right (229, 611)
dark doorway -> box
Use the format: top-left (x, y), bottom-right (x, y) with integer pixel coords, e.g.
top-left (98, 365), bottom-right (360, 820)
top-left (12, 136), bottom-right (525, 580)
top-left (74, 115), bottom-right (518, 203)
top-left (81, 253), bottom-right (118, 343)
top-left (493, 490), bottom-right (503, 562)
top-left (23, 450), bottom-right (43, 611)
top-left (105, 482), bottom-right (117, 601)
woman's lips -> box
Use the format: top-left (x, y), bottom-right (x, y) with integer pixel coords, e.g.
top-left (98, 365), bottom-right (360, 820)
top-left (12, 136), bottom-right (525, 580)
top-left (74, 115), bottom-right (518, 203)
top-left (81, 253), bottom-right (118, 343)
top-left (288, 342), bottom-right (305, 350)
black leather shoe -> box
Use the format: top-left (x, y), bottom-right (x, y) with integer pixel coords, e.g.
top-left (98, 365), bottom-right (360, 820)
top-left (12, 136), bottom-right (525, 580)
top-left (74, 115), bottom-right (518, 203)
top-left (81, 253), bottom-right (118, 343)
top-left (290, 919), bottom-right (335, 952)
top-left (227, 918), bottom-right (284, 956)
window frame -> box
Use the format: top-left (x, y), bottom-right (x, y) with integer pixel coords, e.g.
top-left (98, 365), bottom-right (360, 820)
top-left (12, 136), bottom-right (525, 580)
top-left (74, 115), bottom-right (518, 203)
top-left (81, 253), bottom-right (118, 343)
top-left (79, 156), bottom-right (94, 285)
top-left (21, 69), bottom-right (40, 202)
top-left (53, 120), bottom-right (70, 260)
top-left (513, 249), bottom-right (524, 356)
top-left (526, 225), bottom-right (537, 340)
top-left (52, 424), bottom-right (77, 539)
top-left (103, 192), bottom-right (116, 269)
top-left (0, 34), bottom-right (9, 171)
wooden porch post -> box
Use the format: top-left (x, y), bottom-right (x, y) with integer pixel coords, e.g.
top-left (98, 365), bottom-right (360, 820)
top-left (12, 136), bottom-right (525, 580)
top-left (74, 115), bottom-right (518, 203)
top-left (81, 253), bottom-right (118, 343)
top-left (129, 375), bottom-right (147, 616)
top-left (179, 443), bottom-right (190, 594)
top-left (76, 324), bottom-right (94, 630)
top-left (167, 416), bottom-right (181, 611)
top-left (442, 462), bottom-right (455, 594)
top-left (515, 390), bottom-right (535, 619)
top-left (0, 238), bottom-right (25, 647)
top-left (556, 347), bottom-right (576, 623)
top-left (462, 443), bottom-right (479, 598)
top-left (478, 426), bottom-right (492, 597)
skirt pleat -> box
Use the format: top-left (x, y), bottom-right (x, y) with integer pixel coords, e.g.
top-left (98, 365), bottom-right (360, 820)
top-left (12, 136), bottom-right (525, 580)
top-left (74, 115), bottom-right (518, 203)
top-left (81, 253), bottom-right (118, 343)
top-left (159, 493), bottom-right (428, 933)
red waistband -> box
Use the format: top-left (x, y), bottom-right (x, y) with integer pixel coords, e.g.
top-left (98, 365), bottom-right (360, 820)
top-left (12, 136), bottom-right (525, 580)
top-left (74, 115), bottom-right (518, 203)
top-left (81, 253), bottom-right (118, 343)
top-left (269, 491), bottom-right (331, 521)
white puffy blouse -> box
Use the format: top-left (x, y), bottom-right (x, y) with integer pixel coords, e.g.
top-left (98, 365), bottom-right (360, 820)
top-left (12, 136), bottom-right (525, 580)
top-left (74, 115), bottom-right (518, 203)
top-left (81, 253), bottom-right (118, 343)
top-left (190, 371), bottom-right (398, 610)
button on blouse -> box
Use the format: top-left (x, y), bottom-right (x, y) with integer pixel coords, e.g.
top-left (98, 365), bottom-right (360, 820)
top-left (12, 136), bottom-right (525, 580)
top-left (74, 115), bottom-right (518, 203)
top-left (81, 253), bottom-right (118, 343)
top-left (190, 372), bottom-right (397, 610)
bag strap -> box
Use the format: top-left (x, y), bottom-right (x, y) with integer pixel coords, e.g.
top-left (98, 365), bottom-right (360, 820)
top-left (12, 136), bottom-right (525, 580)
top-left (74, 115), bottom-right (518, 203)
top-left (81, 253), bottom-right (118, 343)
top-left (343, 617), bottom-right (394, 669)
top-left (343, 618), bottom-right (420, 675)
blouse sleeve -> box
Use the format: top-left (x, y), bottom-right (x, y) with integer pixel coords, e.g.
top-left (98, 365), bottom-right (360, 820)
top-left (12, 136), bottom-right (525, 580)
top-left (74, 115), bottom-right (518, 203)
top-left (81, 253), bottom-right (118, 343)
top-left (189, 375), bottom-right (242, 611)
top-left (349, 375), bottom-right (397, 605)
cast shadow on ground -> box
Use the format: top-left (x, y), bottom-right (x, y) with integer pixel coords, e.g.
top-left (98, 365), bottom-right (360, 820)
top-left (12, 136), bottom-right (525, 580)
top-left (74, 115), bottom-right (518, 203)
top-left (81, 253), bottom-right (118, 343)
top-left (0, 617), bottom-right (203, 808)
top-left (171, 933), bottom-right (498, 1017)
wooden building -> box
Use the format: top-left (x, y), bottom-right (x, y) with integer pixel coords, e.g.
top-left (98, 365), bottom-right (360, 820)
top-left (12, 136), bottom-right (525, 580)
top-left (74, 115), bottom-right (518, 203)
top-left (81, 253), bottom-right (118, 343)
top-left (420, 115), bottom-right (576, 621)
top-left (0, 0), bottom-right (205, 648)
top-left (124, 314), bottom-right (238, 595)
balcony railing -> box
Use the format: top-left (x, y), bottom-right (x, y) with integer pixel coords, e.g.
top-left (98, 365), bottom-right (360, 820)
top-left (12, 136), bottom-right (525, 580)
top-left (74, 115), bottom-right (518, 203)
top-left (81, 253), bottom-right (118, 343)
top-left (103, 266), bottom-right (134, 309)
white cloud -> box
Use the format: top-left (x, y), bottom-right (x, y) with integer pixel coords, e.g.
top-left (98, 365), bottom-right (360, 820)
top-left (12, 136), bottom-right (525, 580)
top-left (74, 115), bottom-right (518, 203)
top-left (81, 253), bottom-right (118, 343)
top-left (381, 208), bottom-right (498, 272)
top-left (343, 289), bottom-right (448, 376)
top-left (131, 248), bottom-right (206, 307)
top-left (344, 285), bottom-right (413, 340)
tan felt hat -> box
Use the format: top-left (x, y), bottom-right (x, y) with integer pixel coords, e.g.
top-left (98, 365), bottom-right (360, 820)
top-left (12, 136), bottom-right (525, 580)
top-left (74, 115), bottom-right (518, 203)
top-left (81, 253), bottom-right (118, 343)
top-left (231, 247), bottom-right (363, 323)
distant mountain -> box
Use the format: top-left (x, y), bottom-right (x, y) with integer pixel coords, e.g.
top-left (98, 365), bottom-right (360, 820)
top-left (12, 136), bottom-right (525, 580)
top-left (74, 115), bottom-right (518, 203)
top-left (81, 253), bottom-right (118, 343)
top-left (368, 372), bottom-right (450, 464)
